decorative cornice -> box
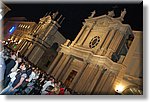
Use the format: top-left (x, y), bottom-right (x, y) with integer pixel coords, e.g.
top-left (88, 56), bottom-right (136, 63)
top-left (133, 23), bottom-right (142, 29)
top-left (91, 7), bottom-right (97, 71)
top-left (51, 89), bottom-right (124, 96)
top-left (60, 44), bottom-right (126, 73)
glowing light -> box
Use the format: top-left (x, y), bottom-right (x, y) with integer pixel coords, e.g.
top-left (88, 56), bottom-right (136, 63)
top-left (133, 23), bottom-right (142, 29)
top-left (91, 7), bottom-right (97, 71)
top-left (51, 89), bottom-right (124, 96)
top-left (115, 84), bottom-right (125, 93)
top-left (9, 26), bottom-right (16, 33)
top-left (2, 41), bottom-right (5, 44)
top-left (18, 40), bottom-right (22, 44)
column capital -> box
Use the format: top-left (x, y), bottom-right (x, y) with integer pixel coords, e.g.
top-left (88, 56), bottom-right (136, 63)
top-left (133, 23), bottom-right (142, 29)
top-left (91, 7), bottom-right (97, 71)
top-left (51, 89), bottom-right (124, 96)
top-left (105, 48), bottom-right (114, 58)
top-left (64, 39), bottom-right (71, 46)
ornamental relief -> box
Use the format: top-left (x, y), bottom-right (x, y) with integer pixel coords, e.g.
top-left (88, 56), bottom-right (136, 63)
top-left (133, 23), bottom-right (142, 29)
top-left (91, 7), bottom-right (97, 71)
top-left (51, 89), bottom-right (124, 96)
top-left (93, 21), bottom-right (110, 30)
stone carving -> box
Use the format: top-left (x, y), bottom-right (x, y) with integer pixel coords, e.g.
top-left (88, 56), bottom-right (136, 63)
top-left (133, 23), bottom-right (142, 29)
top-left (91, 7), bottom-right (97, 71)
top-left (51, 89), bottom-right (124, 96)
top-left (52, 11), bottom-right (59, 19)
top-left (116, 8), bottom-right (127, 22)
top-left (120, 8), bottom-right (127, 19)
top-left (108, 10), bottom-right (115, 17)
top-left (59, 17), bottom-right (65, 25)
top-left (93, 18), bottom-right (110, 29)
top-left (88, 10), bottom-right (96, 18)
top-left (107, 8), bottom-right (127, 22)
top-left (57, 14), bottom-right (62, 22)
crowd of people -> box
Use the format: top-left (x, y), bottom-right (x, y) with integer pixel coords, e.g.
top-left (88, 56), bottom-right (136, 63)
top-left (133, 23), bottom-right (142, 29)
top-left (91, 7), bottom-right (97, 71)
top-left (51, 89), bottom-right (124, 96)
top-left (0, 45), bottom-right (74, 95)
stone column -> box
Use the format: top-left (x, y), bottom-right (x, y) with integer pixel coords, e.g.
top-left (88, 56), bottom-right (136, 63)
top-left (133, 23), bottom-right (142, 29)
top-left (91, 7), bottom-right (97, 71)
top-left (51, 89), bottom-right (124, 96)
top-left (74, 64), bottom-right (94, 93)
top-left (17, 40), bottom-right (25, 51)
top-left (105, 48), bottom-right (114, 58)
top-left (16, 39), bottom-right (24, 51)
top-left (18, 40), bottom-right (25, 50)
top-left (100, 72), bottom-right (116, 94)
top-left (98, 29), bottom-right (116, 55)
top-left (70, 25), bottom-right (87, 46)
top-left (77, 22), bottom-right (96, 46)
top-left (33, 23), bottom-right (43, 35)
top-left (90, 69), bottom-right (109, 94)
top-left (81, 65), bottom-right (100, 94)
top-left (70, 62), bottom-right (89, 89)
top-left (21, 42), bottom-right (31, 56)
top-left (34, 48), bottom-right (45, 65)
top-left (64, 39), bottom-right (71, 46)
top-left (47, 52), bottom-right (63, 74)
top-left (42, 23), bottom-right (56, 41)
top-left (25, 45), bottom-right (35, 59)
top-left (20, 41), bottom-right (28, 54)
top-left (55, 55), bottom-right (71, 79)
top-left (108, 31), bottom-right (124, 53)
top-left (29, 46), bottom-right (39, 62)
top-left (79, 65), bottom-right (98, 94)
top-left (96, 48), bottom-right (106, 56)
top-left (102, 29), bottom-right (116, 49)
top-left (51, 54), bottom-right (67, 76)
top-left (58, 57), bottom-right (74, 80)
top-left (105, 31), bottom-right (124, 59)
top-left (24, 43), bottom-right (32, 57)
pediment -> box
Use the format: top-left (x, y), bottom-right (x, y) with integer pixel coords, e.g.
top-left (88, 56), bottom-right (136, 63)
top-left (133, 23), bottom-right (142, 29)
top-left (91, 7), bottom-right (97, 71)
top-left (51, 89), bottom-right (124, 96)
top-left (85, 15), bottom-right (132, 34)
top-left (85, 15), bottom-right (122, 26)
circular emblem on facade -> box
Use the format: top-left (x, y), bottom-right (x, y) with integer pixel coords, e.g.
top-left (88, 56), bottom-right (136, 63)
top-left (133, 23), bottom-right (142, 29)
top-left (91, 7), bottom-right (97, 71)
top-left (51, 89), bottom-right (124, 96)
top-left (89, 36), bottom-right (100, 48)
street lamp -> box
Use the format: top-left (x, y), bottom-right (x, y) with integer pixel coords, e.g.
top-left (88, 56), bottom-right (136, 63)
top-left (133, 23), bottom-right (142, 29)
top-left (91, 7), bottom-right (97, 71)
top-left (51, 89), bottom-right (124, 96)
top-left (115, 84), bottom-right (125, 94)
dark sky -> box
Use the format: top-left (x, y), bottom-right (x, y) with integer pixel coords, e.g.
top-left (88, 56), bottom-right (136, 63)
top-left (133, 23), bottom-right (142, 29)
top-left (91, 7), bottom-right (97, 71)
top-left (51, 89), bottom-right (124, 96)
top-left (4, 2), bottom-right (143, 41)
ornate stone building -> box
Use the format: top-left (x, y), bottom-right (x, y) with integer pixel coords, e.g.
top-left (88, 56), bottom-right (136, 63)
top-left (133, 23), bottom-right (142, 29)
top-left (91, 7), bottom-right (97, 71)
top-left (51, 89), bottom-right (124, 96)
top-left (48, 9), bottom-right (142, 95)
top-left (5, 12), bottom-right (66, 71)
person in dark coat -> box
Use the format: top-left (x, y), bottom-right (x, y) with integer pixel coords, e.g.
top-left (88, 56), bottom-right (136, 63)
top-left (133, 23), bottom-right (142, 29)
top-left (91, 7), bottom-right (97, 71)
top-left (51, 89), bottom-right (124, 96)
top-left (0, 62), bottom-right (27, 95)
top-left (4, 52), bottom-right (16, 87)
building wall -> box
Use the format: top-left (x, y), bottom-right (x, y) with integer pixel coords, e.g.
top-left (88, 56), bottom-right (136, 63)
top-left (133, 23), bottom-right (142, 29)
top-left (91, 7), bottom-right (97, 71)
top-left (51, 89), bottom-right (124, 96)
top-left (5, 14), bottom-right (66, 71)
top-left (4, 19), bottom-right (36, 40)
top-left (121, 31), bottom-right (143, 94)
top-left (123, 31), bottom-right (143, 78)
top-left (48, 14), bottom-right (142, 94)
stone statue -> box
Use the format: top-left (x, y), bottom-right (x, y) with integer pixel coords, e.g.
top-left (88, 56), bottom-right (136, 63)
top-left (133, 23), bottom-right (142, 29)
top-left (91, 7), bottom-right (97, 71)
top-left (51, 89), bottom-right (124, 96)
top-left (120, 8), bottom-right (126, 19)
top-left (57, 14), bottom-right (62, 22)
top-left (116, 8), bottom-right (127, 22)
top-left (88, 10), bottom-right (96, 18)
top-left (108, 10), bottom-right (115, 17)
top-left (44, 12), bottom-right (48, 17)
top-left (48, 11), bottom-right (51, 15)
top-left (52, 11), bottom-right (59, 19)
top-left (59, 17), bottom-right (65, 25)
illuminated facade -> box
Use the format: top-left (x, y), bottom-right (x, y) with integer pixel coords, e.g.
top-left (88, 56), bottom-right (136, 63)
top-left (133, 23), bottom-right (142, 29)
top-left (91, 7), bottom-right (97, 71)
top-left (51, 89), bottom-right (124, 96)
top-left (48, 10), bottom-right (143, 95)
top-left (5, 12), bottom-right (66, 71)
top-left (4, 17), bottom-right (29, 39)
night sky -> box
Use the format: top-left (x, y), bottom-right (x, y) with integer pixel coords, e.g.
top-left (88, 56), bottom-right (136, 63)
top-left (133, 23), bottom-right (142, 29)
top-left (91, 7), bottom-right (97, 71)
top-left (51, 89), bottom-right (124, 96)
top-left (4, 2), bottom-right (143, 41)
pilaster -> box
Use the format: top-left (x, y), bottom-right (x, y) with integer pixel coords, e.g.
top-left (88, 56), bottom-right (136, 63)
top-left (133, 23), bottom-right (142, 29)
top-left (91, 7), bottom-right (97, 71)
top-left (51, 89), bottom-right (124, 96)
top-left (47, 52), bottom-right (63, 74)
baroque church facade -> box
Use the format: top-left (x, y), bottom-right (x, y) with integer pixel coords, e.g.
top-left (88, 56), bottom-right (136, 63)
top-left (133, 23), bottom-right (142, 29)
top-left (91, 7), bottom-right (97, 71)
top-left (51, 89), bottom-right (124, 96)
top-left (48, 9), bottom-right (143, 95)
top-left (4, 12), bottom-right (66, 71)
